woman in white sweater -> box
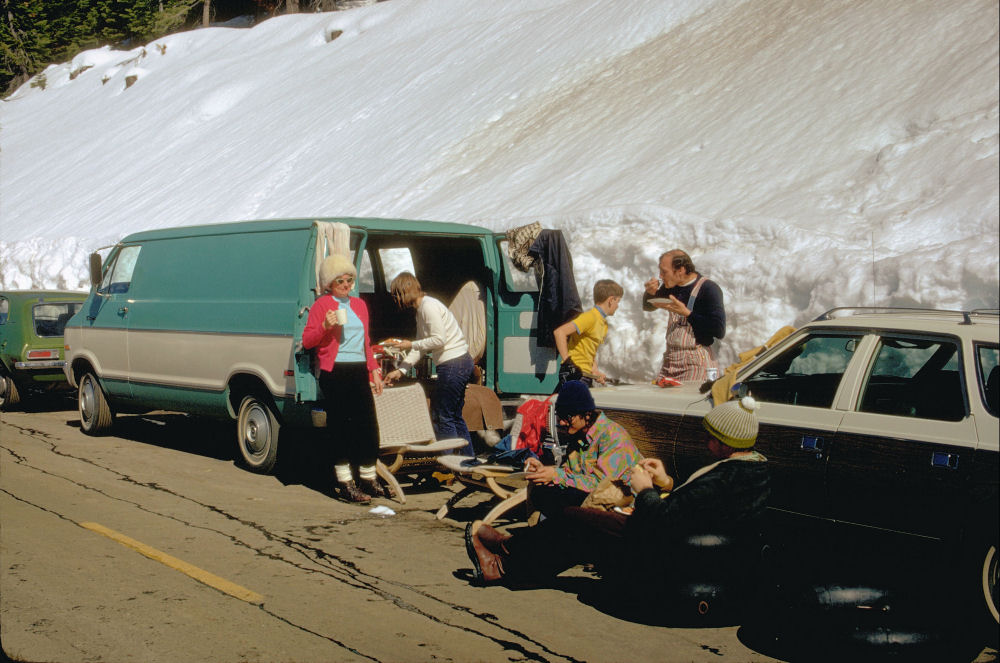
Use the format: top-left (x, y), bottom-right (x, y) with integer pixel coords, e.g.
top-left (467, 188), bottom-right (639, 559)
top-left (384, 272), bottom-right (475, 455)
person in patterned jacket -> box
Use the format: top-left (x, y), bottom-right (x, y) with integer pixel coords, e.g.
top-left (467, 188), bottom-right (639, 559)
top-left (523, 380), bottom-right (642, 519)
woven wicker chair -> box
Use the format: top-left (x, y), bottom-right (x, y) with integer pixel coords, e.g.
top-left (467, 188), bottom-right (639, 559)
top-left (372, 382), bottom-right (468, 503)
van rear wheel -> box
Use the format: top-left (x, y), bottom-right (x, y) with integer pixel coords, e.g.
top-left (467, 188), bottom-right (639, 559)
top-left (79, 372), bottom-right (113, 435)
top-left (0, 375), bottom-right (21, 411)
top-left (236, 395), bottom-right (279, 474)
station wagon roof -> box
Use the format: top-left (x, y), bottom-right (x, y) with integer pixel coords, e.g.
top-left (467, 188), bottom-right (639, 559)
top-left (119, 217), bottom-right (496, 243)
top-left (806, 308), bottom-right (999, 339)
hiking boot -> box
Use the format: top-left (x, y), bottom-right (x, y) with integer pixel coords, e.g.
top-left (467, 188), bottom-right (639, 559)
top-left (359, 478), bottom-right (386, 499)
top-left (469, 520), bottom-right (511, 555)
top-left (337, 480), bottom-right (371, 504)
top-left (464, 521), bottom-right (506, 584)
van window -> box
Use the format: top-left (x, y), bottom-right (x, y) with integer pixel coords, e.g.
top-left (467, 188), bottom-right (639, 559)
top-left (498, 240), bottom-right (540, 292)
top-left (859, 336), bottom-right (964, 421)
top-left (379, 248), bottom-right (415, 289)
top-left (100, 245), bottom-right (142, 294)
top-left (33, 302), bottom-right (83, 337)
top-left (0, 298), bottom-right (7, 324)
top-left (356, 250), bottom-right (375, 294)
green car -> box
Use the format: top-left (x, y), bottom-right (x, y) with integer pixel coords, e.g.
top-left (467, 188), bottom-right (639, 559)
top-left (0, 290), bottom-right (88, 410)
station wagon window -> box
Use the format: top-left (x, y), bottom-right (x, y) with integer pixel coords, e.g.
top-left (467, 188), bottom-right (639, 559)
top-left (858, 336), bottom-right (965, 421)
top-left (99, 245), bottom-right (141, 294)
top-left (976, 344), bottom-right (999, 418)
top-left (33, 302), bottom-right (83, 337)
top-left (742, 333), bottom-right (859, 408)
top-left (378, 248), bottom-right (415, 289)
top-left (0, 298), bottom-right (7, 324)
top-left (498, 240), bottom-right (540, 293)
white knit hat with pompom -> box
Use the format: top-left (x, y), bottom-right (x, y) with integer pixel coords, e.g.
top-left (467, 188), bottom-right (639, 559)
top-left (702, 396), bottom-right (760, 449)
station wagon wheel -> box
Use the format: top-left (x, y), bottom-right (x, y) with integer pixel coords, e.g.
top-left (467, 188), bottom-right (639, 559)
top-left (0, 374), bottom-right (21, 411)
top-left (981, 541), bottom-right (999, 636)
top-left (236, 395), bottom-right (280, 474)
top-left (78, 372), bottom-right (113, 435)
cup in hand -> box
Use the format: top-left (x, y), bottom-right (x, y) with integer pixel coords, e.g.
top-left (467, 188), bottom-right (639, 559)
top-left (334, 308), bottom-right (347, 325)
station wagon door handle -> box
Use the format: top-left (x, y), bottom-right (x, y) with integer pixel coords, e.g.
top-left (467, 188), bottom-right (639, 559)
top-left (800, 436), bottom-right (825, 459)
top-left (930, 451), bottom-right (959, 470)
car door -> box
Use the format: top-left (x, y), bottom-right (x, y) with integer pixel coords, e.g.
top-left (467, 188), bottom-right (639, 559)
top-left (492, 236), bottom-right (559, 395)
top-left (827, 333), bottom-right (978, 539)
top-left (80, 245), bottom-right (142, 399)
top-left (727, 330), bottom-right (865, 519)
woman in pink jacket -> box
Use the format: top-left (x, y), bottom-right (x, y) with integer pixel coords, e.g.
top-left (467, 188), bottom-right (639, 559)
top-left (302, 255), bottom-right (384, 503)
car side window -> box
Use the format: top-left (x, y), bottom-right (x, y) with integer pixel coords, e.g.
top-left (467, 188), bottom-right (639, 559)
top-left (976, 344), bottom-right (999, 418)
top-left (0, 297), bottom-right (7, 324)
top-left (33, 303), bottom-right (83, 337)
top-left (99, 245), bottom-right (142, 294)
top-left (742, 333), bottom-right (859, 407)
top-left (859, 336), bottom-right (965, 421)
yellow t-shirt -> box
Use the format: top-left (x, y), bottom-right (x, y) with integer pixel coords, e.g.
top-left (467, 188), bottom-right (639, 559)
top-left (566, 307), bottom-right (608, 373)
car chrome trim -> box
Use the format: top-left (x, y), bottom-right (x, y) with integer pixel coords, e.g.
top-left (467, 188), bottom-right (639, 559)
top-left (14, 360), bottom-right (65, 369)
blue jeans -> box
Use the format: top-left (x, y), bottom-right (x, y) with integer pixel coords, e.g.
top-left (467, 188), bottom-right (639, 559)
top-left (434, 353), bottom-right (475, 455)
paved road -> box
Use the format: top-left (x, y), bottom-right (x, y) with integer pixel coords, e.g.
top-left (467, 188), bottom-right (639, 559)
top-left (1, 400), bottom-right (996, 662)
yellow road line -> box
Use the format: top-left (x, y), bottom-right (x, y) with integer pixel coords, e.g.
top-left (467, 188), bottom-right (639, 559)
top-left (80, 521), bottom-right (264, 605)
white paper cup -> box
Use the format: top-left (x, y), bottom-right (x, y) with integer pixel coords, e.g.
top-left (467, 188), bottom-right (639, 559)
top-left (335, 308), bottom-right (347, 325)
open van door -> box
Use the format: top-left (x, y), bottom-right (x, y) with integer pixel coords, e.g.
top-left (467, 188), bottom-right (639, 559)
top-left (492, 236), bottom-right (559, 395)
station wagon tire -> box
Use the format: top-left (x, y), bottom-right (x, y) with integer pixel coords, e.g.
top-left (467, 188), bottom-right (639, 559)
top-left (236, 395), bottom-right (280, 474)
top-left (976, 540), bottom-right (999, 641)
top-left (78, 372), bottom-right (113, 435)
top-left (0, 374), bottom-right (21, 410)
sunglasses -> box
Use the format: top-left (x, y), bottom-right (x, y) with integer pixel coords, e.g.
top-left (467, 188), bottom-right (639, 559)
top-left (334, 276), bottom-right (355, 285)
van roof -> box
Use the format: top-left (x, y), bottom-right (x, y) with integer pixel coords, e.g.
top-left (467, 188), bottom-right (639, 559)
top-left (120, 217), bottom-right (495, 243)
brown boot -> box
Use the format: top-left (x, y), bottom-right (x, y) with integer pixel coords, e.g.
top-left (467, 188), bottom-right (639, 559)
top-left (469, 520), bottom-right (511, 555)
top-left (359, 478), bottom-right (386, 499)
top-left (337, 480), bottom-right (371, 504)
top-left (464, 522), bottom-right (506, 584)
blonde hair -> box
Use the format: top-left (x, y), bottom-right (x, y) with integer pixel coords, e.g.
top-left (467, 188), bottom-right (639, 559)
top-left (390, 271), bottom-right (423, 309)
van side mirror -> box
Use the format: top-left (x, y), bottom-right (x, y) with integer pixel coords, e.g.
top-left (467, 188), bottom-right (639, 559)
top-left (88, 253), bottom-right (103, 288)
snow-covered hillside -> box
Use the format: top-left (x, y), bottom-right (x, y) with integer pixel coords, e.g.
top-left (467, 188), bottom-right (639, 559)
top-left (2, 0), bottom-right (997, 381)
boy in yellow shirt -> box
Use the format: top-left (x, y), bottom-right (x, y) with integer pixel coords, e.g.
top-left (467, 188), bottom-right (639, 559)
top-left (553, 280), bottom-right (623, 388)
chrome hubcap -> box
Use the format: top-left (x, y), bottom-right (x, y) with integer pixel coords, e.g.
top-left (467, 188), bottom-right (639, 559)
top-left (80, 377), bottom-right (95, 422)
top-left (243, 403), bottom-right (270, 456)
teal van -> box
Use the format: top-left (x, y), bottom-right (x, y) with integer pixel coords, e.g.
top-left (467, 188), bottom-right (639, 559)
top-left (63, 218), bottom-right (561, 472)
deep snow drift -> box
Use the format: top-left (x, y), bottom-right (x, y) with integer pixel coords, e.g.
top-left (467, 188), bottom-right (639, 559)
top-left (1, 0), bottom-right (997, 381)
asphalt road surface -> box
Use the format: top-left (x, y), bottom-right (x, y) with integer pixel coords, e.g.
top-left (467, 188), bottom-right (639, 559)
top-left (1, 398), bottom-right (996, 662)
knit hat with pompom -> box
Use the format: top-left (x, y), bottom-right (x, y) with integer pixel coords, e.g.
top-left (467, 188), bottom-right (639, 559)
top-left (702, 396), bottom-right (760, 449)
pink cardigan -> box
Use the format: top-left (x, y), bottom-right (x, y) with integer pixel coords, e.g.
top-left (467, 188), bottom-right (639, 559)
top-left (302, 295), bottom-right (379, 374)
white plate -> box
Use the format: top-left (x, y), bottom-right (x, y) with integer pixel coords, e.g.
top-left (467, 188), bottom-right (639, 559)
top-left (648, 297), bottom-right (671, 305)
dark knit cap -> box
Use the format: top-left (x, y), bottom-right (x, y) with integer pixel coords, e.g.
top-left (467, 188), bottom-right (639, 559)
top-left (555, 380), bottom-right (596, 418)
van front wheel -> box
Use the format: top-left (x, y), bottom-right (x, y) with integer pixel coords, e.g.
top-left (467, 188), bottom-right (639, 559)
top-left (237, 395), bottom-right (279, 474)
top-left (79, 372), bottom-right (113, 434)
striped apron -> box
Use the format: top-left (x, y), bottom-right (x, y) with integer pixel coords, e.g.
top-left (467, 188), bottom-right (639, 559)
top-left (656, 277), bottom-right (719, 382)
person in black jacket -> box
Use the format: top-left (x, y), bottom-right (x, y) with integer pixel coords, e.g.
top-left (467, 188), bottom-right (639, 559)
top-left (463, 396), bottom-right (769, 587)
top-left (643, 250), bottom-right (726, 382)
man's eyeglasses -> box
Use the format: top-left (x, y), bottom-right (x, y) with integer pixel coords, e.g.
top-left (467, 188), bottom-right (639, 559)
top-left (334, 276), bottom-right (355, 285)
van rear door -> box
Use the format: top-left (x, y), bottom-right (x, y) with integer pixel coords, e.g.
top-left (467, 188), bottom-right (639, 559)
top-left (492, 236), bottom-right (559, 395)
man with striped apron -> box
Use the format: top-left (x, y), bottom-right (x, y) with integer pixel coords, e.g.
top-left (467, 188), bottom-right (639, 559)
top-left (643, 250), bottom-right (726, 382)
